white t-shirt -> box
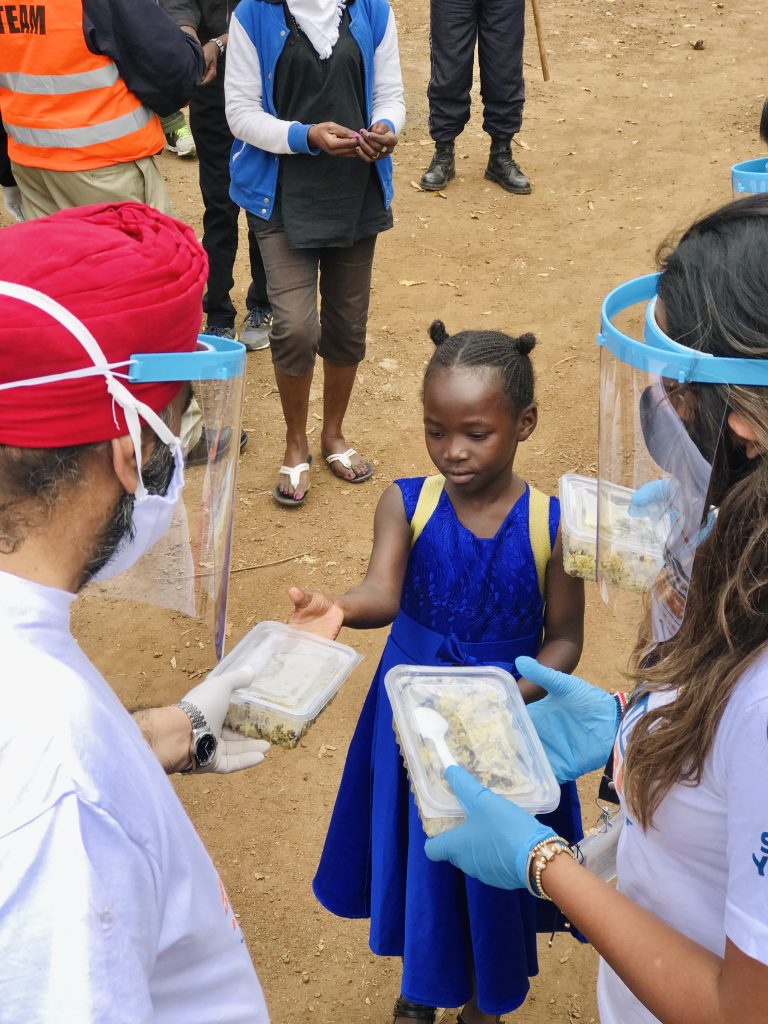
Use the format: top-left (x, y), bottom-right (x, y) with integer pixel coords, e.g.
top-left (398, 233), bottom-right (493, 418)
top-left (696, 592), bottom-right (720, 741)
top-left (597, 654), bottom-right (768, 1023)
top-left (0, 571), bottom-right (269, 1024)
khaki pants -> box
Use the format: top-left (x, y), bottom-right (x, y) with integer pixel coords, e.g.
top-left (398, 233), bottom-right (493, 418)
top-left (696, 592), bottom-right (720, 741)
top-left (11, 156), bottom-right (172, 219)
top-left (252, 226), bottom-right (377, 377)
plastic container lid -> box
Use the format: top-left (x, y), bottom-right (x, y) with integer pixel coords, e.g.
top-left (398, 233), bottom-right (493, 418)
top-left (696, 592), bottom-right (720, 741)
top-left (560, 472), bottom-right (669, 555)
top-left (214, 621), bottom-right (362, 724)
top-left (385, 665), bottom-right (560, 834)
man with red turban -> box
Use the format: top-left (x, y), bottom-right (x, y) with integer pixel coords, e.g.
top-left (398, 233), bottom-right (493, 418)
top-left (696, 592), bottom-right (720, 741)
top-left (0, 203), bottom-right (270, 1022)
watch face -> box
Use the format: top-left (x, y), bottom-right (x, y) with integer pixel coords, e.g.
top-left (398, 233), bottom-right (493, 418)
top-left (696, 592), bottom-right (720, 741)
top-left (196, 732), bottom-right (217, 767)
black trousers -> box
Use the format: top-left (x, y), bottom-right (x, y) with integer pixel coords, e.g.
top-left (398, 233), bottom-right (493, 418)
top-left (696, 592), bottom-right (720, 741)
top-left (428, 0), bottom-right (526, 142)
top-left (189, 65), bottom-right (268, 328)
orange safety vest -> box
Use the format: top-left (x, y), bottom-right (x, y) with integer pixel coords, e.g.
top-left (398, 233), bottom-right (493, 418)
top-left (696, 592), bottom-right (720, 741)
top-left (0, 1), bottom-right (164, 172)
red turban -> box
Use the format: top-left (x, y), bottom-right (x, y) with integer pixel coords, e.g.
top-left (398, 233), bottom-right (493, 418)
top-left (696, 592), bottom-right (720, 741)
top-left (0, 202), bottom-right (207, 447)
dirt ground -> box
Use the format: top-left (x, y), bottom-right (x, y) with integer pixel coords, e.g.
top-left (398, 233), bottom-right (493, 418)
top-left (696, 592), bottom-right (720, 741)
top-left (67, 0), bottom-right (764, 1020)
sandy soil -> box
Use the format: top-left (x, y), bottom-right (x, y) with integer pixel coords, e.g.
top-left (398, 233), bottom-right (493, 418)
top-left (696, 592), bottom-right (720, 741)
top-left (63, 0), bottom-right (764, 1020)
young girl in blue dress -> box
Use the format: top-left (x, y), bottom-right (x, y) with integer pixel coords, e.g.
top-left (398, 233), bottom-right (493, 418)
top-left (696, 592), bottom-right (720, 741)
top-left (289, 321), bottom-right (585, 1024)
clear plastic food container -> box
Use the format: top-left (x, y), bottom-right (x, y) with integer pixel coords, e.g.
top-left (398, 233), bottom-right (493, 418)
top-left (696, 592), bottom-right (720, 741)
top-left (384, 665), bottom-right (560, 837)
top-left (559, 473), bottom-right (668, 592)
top-left (217, 621), bottom-right (362, 747)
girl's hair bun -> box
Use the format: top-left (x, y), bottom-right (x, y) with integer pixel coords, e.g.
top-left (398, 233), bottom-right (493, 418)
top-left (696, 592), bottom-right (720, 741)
top-left (428, 320), bottom-right (450, 347)
top-left (514, 332), bottom-right (537, 356)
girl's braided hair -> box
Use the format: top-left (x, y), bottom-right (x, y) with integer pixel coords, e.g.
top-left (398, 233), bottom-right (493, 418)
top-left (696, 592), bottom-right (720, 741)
top-left (423, 320), bottom-right (537, 413)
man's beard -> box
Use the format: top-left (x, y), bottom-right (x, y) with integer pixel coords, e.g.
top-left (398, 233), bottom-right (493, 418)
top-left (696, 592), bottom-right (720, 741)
top-left (78, 441), bottom-right (176, 590)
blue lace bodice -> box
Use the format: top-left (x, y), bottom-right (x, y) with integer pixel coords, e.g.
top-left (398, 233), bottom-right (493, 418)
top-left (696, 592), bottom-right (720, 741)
top-left (396, 477), bottom-right (559, 645)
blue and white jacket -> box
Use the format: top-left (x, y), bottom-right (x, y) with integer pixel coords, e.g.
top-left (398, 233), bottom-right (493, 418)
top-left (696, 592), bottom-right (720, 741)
top-left (225, 0), bottom-right (406, 219)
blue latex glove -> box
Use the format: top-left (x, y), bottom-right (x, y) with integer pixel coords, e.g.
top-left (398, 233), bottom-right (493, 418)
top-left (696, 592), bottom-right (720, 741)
top-left (628, 477), bottom-right (675, 523)
top-left (424, 765), bottom-right (556, 890)
top-left (629, 478), bottom-right (715, 556)
top-left (517, 656), bottom-right (620, 783)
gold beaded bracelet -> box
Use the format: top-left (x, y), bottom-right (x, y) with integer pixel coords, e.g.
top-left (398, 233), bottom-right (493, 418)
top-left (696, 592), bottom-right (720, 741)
top-left (526, 837), bottom-right (576, 900)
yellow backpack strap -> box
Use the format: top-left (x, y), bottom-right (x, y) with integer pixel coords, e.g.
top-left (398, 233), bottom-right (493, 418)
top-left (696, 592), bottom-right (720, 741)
top-left (410, 475), bottom-right (445, 548)
top-left (528, 486), bottom-right (552, 600)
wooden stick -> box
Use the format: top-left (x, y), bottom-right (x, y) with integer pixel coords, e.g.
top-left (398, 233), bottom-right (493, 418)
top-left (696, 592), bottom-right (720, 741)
top-left (230, 552), bottom-right (309, 575)
top-left (182, 551), bottom-right (310, 580)
top-left (529, 0), bottom-right (550, 81)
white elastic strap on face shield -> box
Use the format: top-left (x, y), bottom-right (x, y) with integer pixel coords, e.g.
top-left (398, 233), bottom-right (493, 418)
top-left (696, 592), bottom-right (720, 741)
top-left (0, 281), bottom-right (180, 500)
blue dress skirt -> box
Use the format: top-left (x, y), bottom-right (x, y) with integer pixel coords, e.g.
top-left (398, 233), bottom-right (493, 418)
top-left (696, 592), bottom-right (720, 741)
top-left (313, 479), bottom-right (583, 1015)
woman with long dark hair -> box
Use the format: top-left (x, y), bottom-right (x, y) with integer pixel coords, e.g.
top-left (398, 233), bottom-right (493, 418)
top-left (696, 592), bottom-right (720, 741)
top-left (426, 195), bottom-right (768, 1023)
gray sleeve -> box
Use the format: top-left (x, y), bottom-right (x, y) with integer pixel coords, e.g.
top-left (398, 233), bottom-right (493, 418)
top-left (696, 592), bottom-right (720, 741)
top-left (158, 0), bottom-right (202, 34)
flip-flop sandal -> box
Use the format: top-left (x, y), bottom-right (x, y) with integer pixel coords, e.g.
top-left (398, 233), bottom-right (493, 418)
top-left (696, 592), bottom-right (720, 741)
top-left (272, 455), bottom-right (312, 507)
top-left (324, 447), bottom-right (374, 484)
top-left (456, 1015), bottom-right (501, 1024)
top-left (392, 996), bottom-right (436, 1022)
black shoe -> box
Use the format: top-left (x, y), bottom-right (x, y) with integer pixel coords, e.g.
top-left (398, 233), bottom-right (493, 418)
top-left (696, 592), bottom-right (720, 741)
top-left (240, 304), bottom-right (273, 351)
top-left (186, 428), bottom-right (248, 467)
top-left (420, 141), bottom-right (455, 191)
top-left (484, 137), bottom-right (531, 194)
top-left (202, 324), bottom-right (237, 340)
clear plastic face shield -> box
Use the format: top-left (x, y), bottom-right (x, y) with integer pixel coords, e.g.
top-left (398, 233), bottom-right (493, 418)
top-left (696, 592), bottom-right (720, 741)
top-left (731, 158), bottom-right (768, 200)
top-left (0, 282), bottom-right (246, 659)
top-left (597, 274), bottom-right (739, 641)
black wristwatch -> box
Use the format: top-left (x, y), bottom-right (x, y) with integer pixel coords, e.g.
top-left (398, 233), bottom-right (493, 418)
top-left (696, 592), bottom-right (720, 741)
top-left (176, 700), bottom-right (218, 773)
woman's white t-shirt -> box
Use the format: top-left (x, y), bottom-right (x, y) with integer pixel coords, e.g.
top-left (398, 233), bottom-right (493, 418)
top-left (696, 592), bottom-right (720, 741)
top-left (598, 653), bottom-right (768, 1023)
top-left (0, 571), bottom-right (269, 1024)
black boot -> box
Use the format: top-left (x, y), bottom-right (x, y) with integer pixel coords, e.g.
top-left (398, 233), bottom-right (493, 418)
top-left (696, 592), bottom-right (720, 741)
top-left (420, 140), bottom-right (455, 191)
top-left (484, 136), bottom-right (531, 194)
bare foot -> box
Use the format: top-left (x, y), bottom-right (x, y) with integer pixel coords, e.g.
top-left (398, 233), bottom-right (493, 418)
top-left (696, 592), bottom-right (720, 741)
top-left (277, 440), bottom-right (311, 500)
top-left (321, 433), bottom-right (372, 481)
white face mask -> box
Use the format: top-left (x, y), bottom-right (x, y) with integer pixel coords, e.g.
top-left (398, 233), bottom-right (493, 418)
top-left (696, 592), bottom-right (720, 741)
top-left (89, 444), bottom-right (185, 583)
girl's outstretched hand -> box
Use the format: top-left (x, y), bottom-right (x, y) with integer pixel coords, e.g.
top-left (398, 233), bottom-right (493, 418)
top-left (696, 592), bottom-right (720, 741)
top-left (516, 656), bottom-right (622, 783)
top-left (425, 766), bottom-right (556, 890)
top-left (288, 586), bottom-right (345, 641)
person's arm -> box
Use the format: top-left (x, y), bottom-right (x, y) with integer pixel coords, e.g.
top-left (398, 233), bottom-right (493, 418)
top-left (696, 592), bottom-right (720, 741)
top-left (519, 529), bottom-right (585, 702)
top-left (131, 668), bottom-right (269, 774)
top-left (539, 856), bottom-right (768, 1024)
top-left (427, 686), bottom-right (768, 1024)
top-left (82, 0), bottom-right (205, 116)
top-left (0, 122), bottom-right (15, 187)
top-left (0, 121), bottom-right (24, 223)
top-left (158, 0), bottom-right (201, 35)
top-left (369, 9), bottom-right (405, 136)
top-left (225, 12), bottom-right (358, 156)
top-left (354, 9), bottom-right (404, 162)
top-left (0, 797), bottom-right (159, 1020)
top-left (288, 483), bottom-right (412, 638)
top-left (158, 0), bottom-right (225, 86)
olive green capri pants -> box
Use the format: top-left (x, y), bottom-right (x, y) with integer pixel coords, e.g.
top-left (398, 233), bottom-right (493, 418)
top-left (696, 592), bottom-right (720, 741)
top-left (250, 225), bottom-right (377, 376)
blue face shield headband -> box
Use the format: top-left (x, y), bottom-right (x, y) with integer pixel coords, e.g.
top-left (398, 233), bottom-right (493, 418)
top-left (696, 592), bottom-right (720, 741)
top-left (599, 272), bottom-right (768, 385)
top-left (732, 158), bottom-right (768, 196)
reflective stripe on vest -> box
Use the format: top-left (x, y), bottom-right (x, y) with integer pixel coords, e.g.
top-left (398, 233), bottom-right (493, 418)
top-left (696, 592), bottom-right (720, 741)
top-left (0, 65), bottom-right (120, 95)
top-left (5, 106), bottom-right (154, 149)
top-left (0, 0), bottom-right (164, 172)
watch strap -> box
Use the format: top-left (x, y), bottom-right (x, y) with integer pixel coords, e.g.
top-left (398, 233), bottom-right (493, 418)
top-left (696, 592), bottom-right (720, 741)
top-left (176, 700), bottom-right (209, 732)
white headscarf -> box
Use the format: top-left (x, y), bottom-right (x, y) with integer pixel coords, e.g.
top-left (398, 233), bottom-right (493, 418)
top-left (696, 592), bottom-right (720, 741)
top-left (286, 0), bottom-right (346, 60)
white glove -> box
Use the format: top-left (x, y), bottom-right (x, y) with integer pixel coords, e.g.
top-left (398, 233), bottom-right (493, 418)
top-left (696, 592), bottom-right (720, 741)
top-left (2, 186), bottom-right (25, 222)
top-left (182, 668), bottom-right (270, 774)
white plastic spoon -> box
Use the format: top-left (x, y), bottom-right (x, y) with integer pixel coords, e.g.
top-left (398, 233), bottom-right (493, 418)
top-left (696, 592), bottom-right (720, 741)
top-left (414, 706), bottom-right (457, 771)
